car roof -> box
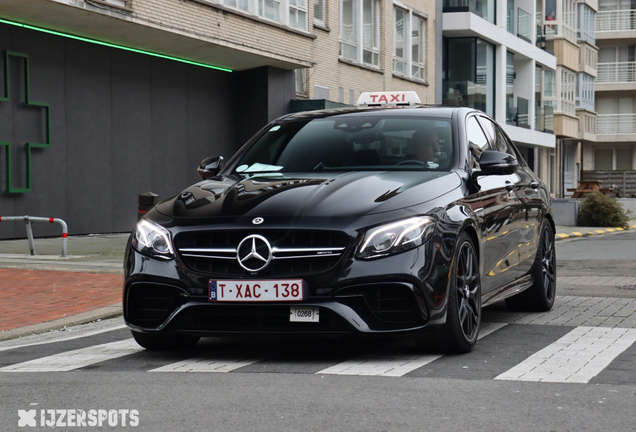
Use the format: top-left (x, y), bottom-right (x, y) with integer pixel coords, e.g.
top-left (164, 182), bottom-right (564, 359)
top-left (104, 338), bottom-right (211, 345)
top-left (281, 105), bottom-right (475, 121)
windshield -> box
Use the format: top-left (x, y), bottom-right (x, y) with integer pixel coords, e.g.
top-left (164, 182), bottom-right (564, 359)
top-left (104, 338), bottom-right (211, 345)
top-left (234, 116), bottom-right (453, 174)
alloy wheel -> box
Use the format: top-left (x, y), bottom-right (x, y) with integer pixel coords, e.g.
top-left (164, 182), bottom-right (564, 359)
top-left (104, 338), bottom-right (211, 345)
top-left (456, 242), bottom-right (481, 342)
top-left (541, 228), bottom-right (556, 303)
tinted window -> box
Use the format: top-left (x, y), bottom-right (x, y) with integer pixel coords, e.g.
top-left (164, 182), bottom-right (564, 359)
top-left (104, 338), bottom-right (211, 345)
top-left (466, 116), bottom-right (490, 169)
top-left (478, 117), bottom-right (512, 154)
top-left (234, 116), bottom-right (454, 173)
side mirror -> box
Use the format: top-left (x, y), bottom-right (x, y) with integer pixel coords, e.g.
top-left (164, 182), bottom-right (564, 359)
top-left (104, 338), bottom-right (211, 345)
top-left (478, 150), bottom-right (518, 175)
top-left (197, 156), bottom-right (225, 179)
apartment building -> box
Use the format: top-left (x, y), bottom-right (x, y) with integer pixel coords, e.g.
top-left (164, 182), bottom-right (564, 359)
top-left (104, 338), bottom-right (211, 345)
top-left (441, 0), bottom-right (557, 184)
top-left (543, 0), bottom-right (599, 198)
top-left (296, 0), bottom-right (439, 106)
top-left (584, 0), bottom-right (636, 196)
top-left (0, 0), bottom-right (439, 239)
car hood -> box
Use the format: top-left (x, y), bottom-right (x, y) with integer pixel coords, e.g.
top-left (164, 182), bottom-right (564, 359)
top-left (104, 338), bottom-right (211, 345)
top-left (156, 171), bottom-right (462, 219)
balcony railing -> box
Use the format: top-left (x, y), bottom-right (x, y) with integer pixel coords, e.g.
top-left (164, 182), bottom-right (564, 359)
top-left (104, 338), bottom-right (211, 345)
top-left (596, 10), bottom-right (636, 32)
top-left (507, 97), bottom-right (530, 128)
top-left (597, 113), bottom-right (636, 134)
top-left (597, 62), bottom-right (636, 83)
top-left (517, 8), bottom-right (532, 42)
top-left (443, 0), bottom-right (495, 24)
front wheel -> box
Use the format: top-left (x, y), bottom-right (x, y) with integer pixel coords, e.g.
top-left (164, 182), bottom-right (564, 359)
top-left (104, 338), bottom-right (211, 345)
top-left (418, 232), bottom-right (481, 354)
top-left (505, 220), bottom-right (556, 312)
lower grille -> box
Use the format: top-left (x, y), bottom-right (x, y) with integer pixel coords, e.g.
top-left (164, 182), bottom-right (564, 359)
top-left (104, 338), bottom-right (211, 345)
top-left (168, 305), bottom-right (351, 333)
top-left (364, 285), bottom-right (425, 324)
top-left (126, 283), bottom-right (180, 327)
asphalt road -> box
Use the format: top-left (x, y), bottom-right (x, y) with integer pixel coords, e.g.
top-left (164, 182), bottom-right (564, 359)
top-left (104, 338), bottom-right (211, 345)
top-left (2, 231), bottom-right (636, 432)
top-left (556, 230), bottom-right (636, 297)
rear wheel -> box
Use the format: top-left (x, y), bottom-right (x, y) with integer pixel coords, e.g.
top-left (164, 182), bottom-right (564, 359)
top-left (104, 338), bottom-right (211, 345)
top-left (418, 232), bottom-right (481, 354)
top-left (131, 330), bottom-right (200, 350)
top-left (505, 220), bottom-right (556, 312)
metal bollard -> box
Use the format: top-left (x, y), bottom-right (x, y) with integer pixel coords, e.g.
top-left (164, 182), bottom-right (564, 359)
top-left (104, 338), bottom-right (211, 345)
top-left (0, 215), bottom-right (68, 257)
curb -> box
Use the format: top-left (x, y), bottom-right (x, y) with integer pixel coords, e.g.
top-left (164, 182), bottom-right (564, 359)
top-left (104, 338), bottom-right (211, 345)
top-left (555, 224), bottom-right (636, 241)
top-left (0, 304), bottom-right (123, 342)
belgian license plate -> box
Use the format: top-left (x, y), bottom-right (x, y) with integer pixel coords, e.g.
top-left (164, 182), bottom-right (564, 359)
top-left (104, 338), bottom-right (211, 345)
top-left (209, 279), bottom-right (303, 302)
top-left (290, 306), bottom-right (319, 322)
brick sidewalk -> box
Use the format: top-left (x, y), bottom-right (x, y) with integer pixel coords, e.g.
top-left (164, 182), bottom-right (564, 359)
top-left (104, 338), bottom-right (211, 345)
top-left (0, 269), bottom-right (122, 331)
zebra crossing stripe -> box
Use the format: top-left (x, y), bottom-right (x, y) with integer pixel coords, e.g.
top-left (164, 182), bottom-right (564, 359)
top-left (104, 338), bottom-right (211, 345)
top-left (0, 339), bottom-right (143, 372)
top-left (495, 326), bottom-right (636, 383)
top-left (316, 322), bottom-right (508, 377)
top-left (0, 324), bottom-right (128, 353)
top-left (149, 355), bottom-right (260, 373)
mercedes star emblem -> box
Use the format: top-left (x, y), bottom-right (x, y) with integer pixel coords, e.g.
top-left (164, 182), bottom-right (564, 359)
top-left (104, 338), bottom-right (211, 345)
top-left (237, 234), bottom-right (272, 272)
top-left (252, 217), bottom-right (264, 225)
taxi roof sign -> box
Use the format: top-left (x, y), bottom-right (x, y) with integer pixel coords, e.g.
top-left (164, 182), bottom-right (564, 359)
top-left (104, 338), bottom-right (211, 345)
top-left (357, 91), bottom-right (421, 107)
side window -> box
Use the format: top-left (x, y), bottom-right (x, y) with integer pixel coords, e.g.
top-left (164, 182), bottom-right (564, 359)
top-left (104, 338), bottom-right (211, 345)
top-left (479, 117), bottom-right (512, 155)
top-left (466, 116), bottom-right (490, 169)
top-left (500, 130), bottom-right (528, 167)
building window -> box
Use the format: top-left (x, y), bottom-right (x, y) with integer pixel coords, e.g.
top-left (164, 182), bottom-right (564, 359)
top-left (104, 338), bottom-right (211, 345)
top-left (576, 73), bottom-right (595, 111)
top-left (295, 69), bottom-right (308, 96)
top-left (577, 3), bottom-right (596, 44)
top-left (314, 0), bottom-right (325, 25)
top-left (340, 0), bottom-right (380, 67)
top-left (561, 0), bottom-right (577, 43)
top-left (559, 67), bottom-right (576, 115)
top-left (219, 0), bottom-right (309, 30)
top-left (393, 7), bottom-right (426, 80)
top-left (289, 0), bottom-right (308, 30)
top-left (542, 69), bottom-right (557, 131)
top-left (259, 0), bottom-right (281, 21)
top-left (225, 0), bottom-right (250, 12)
top-left (443, 38), bottom-right (495, 117)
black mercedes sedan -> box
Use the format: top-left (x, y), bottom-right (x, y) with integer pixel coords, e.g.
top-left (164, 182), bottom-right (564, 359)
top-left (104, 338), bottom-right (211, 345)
top-left (123, 92), bottom-right (557, 353)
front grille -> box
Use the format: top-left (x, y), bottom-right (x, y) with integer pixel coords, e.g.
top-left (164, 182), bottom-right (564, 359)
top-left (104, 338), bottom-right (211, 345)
top-left (174, 230), bottom-right (349, 277)
top-left (126, 283), bottom-right (180, 327)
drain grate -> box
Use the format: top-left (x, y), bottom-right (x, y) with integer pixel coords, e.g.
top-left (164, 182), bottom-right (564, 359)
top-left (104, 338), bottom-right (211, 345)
top-left (619, 285), bottom-right (636, 290)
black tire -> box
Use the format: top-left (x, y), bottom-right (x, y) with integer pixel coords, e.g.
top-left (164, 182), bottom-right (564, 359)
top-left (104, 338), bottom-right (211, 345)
top-left (505, 220), bottom-right (556, 312)
top-left (131, 330), bottom-right (200, 350)
top-left (418, 232), bottom-right (481, 354)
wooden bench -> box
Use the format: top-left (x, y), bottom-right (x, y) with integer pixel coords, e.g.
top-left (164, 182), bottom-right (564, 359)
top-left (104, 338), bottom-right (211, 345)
top-left (567, 181), bottom-right (611, 198)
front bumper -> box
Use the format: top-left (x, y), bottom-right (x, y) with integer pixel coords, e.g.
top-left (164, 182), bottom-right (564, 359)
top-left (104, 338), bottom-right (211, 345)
top-left (123, 238), bottom-right (452, 336)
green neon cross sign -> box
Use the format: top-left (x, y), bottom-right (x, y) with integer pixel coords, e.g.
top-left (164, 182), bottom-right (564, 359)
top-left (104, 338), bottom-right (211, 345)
top-left (0, 51), bottom-right (51, 193)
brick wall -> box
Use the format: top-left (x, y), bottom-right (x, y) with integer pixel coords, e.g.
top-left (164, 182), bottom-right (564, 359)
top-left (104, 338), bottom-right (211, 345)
top-left (128, 0), bottom-right (436, 104)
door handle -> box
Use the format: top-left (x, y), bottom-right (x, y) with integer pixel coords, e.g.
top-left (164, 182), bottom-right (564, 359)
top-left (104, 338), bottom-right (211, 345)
top-left (505, 181), bottom-right (514, 191)
top-left (530, 181), bottom-right (539, 189)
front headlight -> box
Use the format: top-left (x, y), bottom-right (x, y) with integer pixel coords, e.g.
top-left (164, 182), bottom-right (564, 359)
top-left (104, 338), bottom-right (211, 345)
top-left (132, 220), bottom-right (175, 260)
top-left (356, 217), bottom-right (435, 260)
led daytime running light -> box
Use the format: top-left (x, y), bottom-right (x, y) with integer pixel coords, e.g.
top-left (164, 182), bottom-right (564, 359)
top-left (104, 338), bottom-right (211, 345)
top-left (360, 217), bottom-right (431, 252)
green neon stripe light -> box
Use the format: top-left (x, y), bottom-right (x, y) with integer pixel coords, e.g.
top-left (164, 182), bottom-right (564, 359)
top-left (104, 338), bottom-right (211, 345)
top-left (0, 18), bottom-right (232, 73)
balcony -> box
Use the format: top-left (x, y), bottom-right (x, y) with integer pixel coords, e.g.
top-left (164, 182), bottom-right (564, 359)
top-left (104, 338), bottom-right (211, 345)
top-left (597, 113), bottom-right (636, 135)
top-left (535, 104), bottom-right (555, 133)
top-left (517, 8), bottom-right (532, 42)
top-left (596, 10), bottom-right (636, 33)
top-left (443, 80), bottom-right (491, 113)
top-left (507, 97), bottom-right (530, 129)
top-left (443, 0), bottom-right (496, 24)
top-left (597, 62), bottom-right (636, 83)
top-left (577, 109), bottom-right (597, 141)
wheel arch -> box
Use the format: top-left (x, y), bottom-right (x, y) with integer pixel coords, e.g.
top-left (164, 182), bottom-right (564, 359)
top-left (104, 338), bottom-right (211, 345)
top-left (544, 212), bottom-right (556, 236)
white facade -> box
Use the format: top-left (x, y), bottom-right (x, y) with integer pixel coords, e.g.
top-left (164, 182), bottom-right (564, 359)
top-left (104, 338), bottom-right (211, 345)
top-left (442, 2), bottom-right (557, 155)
